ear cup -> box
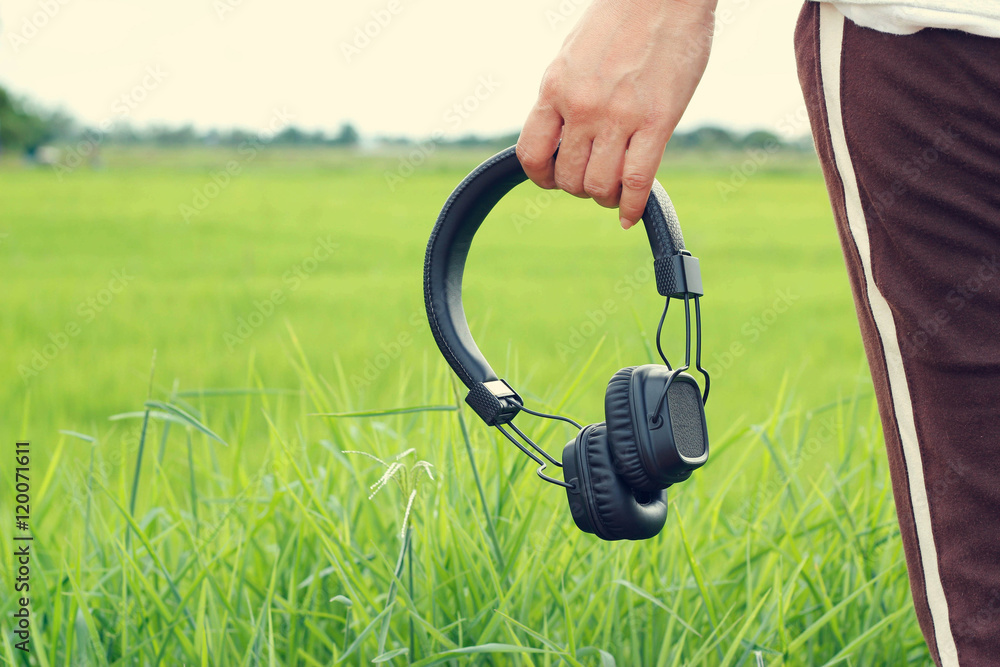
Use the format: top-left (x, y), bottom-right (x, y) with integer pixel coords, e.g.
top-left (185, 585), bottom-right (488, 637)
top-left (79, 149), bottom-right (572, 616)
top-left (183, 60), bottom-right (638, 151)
top-left (562, 423), bottom-right (668, 541)
top-left (561, 429), bottom-right (596, 536)
top-left (605, 367), bottom-right (659, 492)
top-left (606, 365), bottom-right (709, 490)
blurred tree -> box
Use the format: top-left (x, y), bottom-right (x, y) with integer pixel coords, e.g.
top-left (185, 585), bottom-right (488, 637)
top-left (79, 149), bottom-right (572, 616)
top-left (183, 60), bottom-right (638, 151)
top-left (741, 130), bottom-right (781, 149)
top-left (491, 131), bottom-right (520, 148)
top-left (375, 135), bottom-right (413, 146)
top-left (451, 133), bottom-right (483, 147)
top-left (1, 82), bottom-right (806, 156)
top-left (274, 126), bottom-right (307, 144)
top-left (149, 124), bottom-right (199, 145)
top-left (331, 122), bottom-right (359, 147)
top-left (0, 84), bottom-right (73, 151)
top-left (219, 129), bottom-right (253, 146)
top-left (668, 125), bottom-right (739, 150)
top-left (108, 121), bottom-right (142, 144)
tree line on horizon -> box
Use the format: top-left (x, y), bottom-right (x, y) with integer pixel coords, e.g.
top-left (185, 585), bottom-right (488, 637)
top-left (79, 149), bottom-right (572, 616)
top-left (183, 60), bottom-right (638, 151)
top-left (1, 83), bottom-right (811, 154)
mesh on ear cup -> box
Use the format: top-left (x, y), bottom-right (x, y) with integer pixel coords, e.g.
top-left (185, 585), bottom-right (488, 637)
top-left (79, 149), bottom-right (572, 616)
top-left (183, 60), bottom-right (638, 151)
top-left (669, 380), bottom-right (707, 459)
top-left (573, 424), bottom-right (668, 541)
top-left (605, 367), bottom-right (659, 492)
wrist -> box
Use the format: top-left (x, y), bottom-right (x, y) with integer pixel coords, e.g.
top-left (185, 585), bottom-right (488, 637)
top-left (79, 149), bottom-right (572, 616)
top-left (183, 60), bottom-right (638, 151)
top-left (603, 0), bottom-right (717, 31)
top-left (614, 0), bottom-right (718, 14)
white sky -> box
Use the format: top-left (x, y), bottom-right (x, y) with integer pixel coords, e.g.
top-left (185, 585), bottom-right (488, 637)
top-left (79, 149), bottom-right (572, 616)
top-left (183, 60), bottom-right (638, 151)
top-left (0, 0), bottom-right (806, 138)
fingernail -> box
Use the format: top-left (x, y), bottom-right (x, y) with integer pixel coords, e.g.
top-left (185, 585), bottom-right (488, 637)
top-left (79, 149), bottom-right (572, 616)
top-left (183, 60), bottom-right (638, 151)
top-left (620, 217), bottom-right (632, 229)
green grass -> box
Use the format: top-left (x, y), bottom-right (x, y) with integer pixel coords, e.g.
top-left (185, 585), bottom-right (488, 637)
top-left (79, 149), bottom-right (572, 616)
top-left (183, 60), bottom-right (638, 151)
top-left (0, 147), bottom-right (929, 664)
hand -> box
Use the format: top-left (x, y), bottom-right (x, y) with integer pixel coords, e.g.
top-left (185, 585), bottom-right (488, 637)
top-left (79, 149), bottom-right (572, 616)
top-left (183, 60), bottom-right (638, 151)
top-left (516, 0), bottom-right (717, 229)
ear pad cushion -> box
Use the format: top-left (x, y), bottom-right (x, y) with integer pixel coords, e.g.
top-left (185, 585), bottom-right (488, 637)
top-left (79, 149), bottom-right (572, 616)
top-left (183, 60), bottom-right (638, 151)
top-left (562, 423), bottom-right (668, 541)
top-left (561, 431), bottom-right (596, 537)
top-left (605, 367), bottom-right (658, 492)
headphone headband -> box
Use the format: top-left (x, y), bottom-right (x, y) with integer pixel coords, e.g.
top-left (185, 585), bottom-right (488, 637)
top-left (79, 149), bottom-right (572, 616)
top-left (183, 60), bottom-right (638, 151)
top-left (423, 146), bottom-right (703, 425)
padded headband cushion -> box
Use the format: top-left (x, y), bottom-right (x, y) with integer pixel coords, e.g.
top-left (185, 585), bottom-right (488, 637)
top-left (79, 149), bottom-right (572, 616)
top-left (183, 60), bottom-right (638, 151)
top-left (424, 146), bottom-right (686, 390)
top-left (563, 424), bottom-right (668, 541)
top-left (605, 367), bottom-right (659, 493)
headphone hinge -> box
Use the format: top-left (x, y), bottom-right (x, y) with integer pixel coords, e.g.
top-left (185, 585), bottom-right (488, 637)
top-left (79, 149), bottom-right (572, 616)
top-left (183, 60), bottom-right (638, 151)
top-left (654, 254), bottom-right (704, 298)
top-left (466, 379), bottom-right (522, 425)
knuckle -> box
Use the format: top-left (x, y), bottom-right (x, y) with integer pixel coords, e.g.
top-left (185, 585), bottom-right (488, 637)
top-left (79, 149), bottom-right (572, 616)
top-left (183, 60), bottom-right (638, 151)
top-left (538, 67), bottom-right (565, 102)
top-left (515, 144), bottom-right (546, 171)
top-left (607, 103), bottom-right (643, 130)
top-left (594, 193), bottom-right (621, 209)
top-left (554, 175), bottom-right (584, 196)
top-left (563, 98), bottom-right (598, 121)
top-left (622, 171), bottom-right (654, 191)
top-left (583, 178), bottom-right (615, 201)
top-left (560, 85), bottom-right (601, 120)
top-left (637, 107), bottom-right (669, 130)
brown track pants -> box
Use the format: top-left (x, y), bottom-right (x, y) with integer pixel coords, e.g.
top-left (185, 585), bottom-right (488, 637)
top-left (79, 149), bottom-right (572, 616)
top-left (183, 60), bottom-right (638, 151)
top-left (795, 3), bottom-right (1000, 665)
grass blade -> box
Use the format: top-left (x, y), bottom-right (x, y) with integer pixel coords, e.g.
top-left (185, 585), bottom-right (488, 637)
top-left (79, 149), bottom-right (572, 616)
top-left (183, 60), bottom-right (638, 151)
top-left (145, 400), bottom-right (228, 446)
top-left (311, 405), bottom-right (457, 418)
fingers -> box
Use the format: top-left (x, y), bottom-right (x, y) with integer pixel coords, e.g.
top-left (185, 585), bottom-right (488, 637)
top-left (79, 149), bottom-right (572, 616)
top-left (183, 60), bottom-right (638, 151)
top-left (519, 95), bottom-right (665, 225)
top-left (618, 130), bottom-right (668, 229)
top-left (553, 129), bottom-right (593, 197)
top-left (583, 131), bottom-right (628, 208)
top-left (516, 102), bottom-right (562, 189)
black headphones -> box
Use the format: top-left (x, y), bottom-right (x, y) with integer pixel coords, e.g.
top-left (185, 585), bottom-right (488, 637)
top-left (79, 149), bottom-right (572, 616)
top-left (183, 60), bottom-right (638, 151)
top-left (424, 146), bottom-right (710, 541)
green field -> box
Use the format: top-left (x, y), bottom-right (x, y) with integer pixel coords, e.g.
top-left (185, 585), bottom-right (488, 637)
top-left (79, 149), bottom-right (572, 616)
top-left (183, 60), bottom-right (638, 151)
top-left (0, 148), bottom-right (929, 664)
